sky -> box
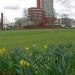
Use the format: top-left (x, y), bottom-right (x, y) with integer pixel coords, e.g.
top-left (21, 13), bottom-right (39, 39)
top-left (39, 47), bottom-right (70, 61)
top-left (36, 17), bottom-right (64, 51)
top-left (54, 0), bottom-right (75, 18)
top-left (0, 0), bottom-right (36, 22)
top-left (0, 0), bottom-right (75, 22)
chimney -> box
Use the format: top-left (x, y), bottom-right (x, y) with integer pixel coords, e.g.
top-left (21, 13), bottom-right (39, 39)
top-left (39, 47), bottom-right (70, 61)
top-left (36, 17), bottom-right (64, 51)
top-left (37, 0), bottom-right (40, 8)
top-left (1, 13), bottom-right (3, 30)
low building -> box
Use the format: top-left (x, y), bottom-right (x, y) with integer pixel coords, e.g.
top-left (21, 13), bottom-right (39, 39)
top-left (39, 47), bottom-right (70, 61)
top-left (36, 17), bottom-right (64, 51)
top-left (71, 19), bottom-right (75, 27)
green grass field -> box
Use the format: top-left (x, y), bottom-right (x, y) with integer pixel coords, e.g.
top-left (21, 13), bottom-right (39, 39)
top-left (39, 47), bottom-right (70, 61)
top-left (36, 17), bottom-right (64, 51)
top-left (0, 29), bottom-right (75, 75)
top-left (0, 29), bottom-right (75, 48)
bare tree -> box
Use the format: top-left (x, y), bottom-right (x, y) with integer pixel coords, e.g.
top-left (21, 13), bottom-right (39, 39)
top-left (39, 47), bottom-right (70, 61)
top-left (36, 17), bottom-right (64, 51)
top-left (23, 8), bottom-right (29, 26)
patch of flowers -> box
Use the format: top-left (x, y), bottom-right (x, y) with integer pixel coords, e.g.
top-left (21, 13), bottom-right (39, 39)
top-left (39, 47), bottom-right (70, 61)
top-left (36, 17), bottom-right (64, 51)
top-left (19, 59), bottom-right (30, 66)
top-left (0, 44), bottom-right (75, 75)
top-left (0, 48), bottom-right (5, 54)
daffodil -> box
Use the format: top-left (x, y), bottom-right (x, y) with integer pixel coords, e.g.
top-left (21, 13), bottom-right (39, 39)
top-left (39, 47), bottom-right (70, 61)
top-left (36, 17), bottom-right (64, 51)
top-left (19, 59), bottom-right (30, 66)
top-left (44, 45), bottom-right (48, 49)
top-left (0, 48), bottom-right (5, 54)
top-left (25, 47), bottom-right (29, 51)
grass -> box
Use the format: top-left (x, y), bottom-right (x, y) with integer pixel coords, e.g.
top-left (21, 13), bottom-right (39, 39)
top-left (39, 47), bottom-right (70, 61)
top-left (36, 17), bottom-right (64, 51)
top-left (0, 29), bottom-right (75, 48)
top-left (0, 29), bottom-right (75, 75)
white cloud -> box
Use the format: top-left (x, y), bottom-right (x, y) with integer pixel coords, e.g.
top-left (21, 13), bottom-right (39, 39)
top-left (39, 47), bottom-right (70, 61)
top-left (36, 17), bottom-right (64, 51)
top-left (54, 0), bottom-right (75, 18)
top-left (3, 4), bottom-right (20, 10)
top-left (0, 0), bottom-right (36, 22)
top-left (0, 0), bottom-right (75, 22)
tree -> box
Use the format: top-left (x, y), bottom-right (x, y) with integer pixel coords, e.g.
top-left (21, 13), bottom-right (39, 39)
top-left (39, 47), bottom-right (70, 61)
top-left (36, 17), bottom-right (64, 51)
top-left (14, 8), bottom-right (29, 29)
top-left (23, 8), bottom-right (29, 26)
top-left (14, 18), bottom-right (22, 29)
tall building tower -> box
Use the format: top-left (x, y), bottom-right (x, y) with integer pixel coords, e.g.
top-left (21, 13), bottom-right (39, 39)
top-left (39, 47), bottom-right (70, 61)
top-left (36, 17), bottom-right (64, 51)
top-left (37, 0), bottom-right (40, 8)
top-left (37, 0), bottom-right (54, 17)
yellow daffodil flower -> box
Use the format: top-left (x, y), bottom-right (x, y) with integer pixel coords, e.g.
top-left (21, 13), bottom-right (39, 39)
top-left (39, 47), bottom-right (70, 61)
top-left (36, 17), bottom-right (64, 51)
top-left (0, 48), bottom-right (5, 54)
top-left (44, 45), bottom-right (48, 49)
top-left (19, 59), bottom-right (30, 66)
top-left (25, 47), bottom-right (29, 51)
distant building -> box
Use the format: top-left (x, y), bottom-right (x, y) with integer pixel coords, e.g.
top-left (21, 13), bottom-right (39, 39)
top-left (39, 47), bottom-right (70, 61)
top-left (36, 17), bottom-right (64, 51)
top-left (27, 0), bottom-right (55, 26)
top-left (61, 18), bottom-right (71, 27)
top-left (71, 19), bottom-right (75, 27)
top-left (37, 0), bottom-right (54, 17)
top-left (28, 7), bottom-right (45, 25)
top-left (36, 0), bottom-right (55, 25)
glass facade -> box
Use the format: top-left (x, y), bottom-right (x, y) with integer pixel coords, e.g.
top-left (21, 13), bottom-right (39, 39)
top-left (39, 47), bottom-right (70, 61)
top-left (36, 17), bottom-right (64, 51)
top-left (40, 0), bottom-right (54, 17)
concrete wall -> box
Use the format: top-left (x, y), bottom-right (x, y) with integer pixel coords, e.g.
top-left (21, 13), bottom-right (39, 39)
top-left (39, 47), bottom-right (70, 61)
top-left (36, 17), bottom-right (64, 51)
top-left (40, 0), bottom-right (54, 17)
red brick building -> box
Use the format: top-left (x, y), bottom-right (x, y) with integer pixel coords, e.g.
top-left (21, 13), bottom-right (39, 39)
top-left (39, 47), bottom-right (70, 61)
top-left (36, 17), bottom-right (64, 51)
top-left (28, 7), bottom-right (45, 25)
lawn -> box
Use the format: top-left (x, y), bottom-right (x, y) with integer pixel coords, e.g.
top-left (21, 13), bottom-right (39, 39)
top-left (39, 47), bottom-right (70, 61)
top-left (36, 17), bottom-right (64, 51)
top-left (0, 29), bottom-right (75, 48)
top-left (0, 29), bottom-right (75, 75)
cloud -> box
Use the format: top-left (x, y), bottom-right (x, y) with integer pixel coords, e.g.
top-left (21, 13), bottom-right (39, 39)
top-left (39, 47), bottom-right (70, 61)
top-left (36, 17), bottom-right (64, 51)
top-left (3, 4), bottom-right (20, 10)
